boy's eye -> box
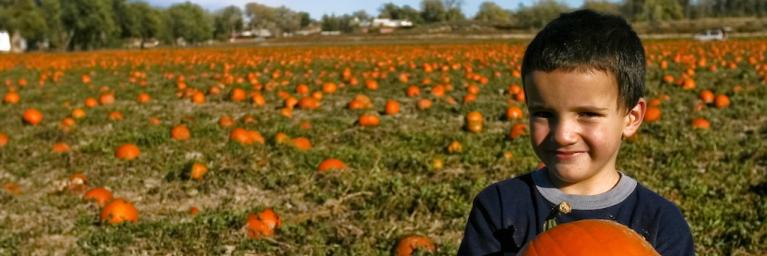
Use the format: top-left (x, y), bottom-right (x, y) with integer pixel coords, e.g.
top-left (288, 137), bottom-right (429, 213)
top-left (532, 111), bottom-right (553, 118)
top-left (579, 112), bottom-right (602, 118)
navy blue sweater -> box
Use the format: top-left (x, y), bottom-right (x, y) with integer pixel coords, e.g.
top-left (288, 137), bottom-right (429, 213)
top-left (458, 170), bottom-right (694, 255)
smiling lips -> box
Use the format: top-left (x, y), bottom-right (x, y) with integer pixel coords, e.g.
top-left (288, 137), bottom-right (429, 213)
top-left (554, 150), bottom-right (587, 160)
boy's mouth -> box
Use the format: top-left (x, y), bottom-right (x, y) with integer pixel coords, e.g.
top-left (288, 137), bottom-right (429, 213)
top-left (554, 150), bottom-right (586, 161)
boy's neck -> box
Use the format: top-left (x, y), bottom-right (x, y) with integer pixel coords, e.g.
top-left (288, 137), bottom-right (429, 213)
top-left (546, 168), bottom-right (622, 196)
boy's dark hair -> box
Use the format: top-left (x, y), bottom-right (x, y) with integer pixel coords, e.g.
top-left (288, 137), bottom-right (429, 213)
top-left (521, 9), bottom-right (645, 110)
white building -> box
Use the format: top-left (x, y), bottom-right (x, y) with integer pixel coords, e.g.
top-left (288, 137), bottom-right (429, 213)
top-left (0, 31), bottom-right (10, 52)
top-left (369, 18), bottom-right (413, 28)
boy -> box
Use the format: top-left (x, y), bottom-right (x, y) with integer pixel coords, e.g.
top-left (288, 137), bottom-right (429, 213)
top-left (458, 10), bottom-right (694, 255)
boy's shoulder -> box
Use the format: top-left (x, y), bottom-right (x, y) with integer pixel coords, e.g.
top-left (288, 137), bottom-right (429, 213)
top-left (473, 172), bottom-right (536, 204)
top-left (633, 180), bottom-right (684, 213)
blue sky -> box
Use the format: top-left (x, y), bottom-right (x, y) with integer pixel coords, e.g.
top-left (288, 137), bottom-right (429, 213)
top-left (144, 0), bottom-right (590, 19)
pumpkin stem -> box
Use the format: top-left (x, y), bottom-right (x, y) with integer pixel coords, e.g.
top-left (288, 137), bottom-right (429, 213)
top-left (543, 201), bottom-right (571, 232)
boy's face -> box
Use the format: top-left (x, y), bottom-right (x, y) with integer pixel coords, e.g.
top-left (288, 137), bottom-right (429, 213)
top-left (525, 69), bottom-right (645, 189)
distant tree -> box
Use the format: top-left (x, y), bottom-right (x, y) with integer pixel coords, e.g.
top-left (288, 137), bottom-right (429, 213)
top-left (274, 6), bottom-right (301, 34)
top-left (246, 3), bottom-right (303, 36)
top-left (166, 2), bottom-right (213, 44)
top-left (474, 1), bottom-right (511, 23)
top-left (214, 5), bottom-right (244, 40)
top-left (114, 1), bottom-right (161, 45)
top-left (60, 0), bottom-right (117, 50)
top-left (400, 5), bottom-right (424, 24)
top-left (514, 0), bottom-right (570, 29)
top-left (352, 10), bottom-right (370, 22)
top-left (40, 0), bottom-right (66, 50)
top-left (0, 0), bottom-right (49, 47)
top-left (444, 0), bottom-right (466, 21)
top-left (321, 14), bottom-right (355, 33)
top-left (582, 0), bottom-right (621, 15)
top-left (246, 2), bottom-right (276, 29)
top-left (636, 0), bottom-right (684, 24)
top-left (131, 2), bottom-right (163, 47)
top-left (421, 0), bottom-right (447, 22)
top-left (298, 11), bottom-right (312, 28)
top-left (379, 3), bottom-right (423, 23)
top-left (378, 3), bottom-right (402, 19)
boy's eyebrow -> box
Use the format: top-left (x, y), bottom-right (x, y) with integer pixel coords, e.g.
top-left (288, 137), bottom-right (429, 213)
top-left (528, 104), bottom-right (609, 112)
top-left (571, 106), bottom-right (610, 112)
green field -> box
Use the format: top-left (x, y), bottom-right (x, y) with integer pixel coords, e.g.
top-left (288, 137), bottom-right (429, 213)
top-left (0, 40), bottom-right (765, 255)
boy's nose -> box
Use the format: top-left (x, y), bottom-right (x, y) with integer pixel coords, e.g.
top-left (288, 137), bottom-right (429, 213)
top-left (552, 119), bottom-right (579, 146)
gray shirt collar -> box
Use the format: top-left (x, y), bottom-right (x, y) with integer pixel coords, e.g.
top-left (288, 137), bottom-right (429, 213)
top-left (532, 168), bottom-right (637, 210)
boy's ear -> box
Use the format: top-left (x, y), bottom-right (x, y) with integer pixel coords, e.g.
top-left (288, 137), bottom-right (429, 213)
top-left (623, 98), bottom-right (646, 137)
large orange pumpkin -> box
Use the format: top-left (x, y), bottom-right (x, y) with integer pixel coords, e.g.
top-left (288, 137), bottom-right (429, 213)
top-left (100, 198), bottom-right (139, 224)
top-left (522, 219), bottom-right (658, 256)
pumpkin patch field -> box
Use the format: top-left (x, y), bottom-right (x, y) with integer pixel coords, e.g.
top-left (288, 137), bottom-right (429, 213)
top-left (0, 40), bottom-right (765, 255)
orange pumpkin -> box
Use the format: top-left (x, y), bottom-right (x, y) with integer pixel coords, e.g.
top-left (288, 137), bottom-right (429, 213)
top-left (317, 158), bottom-right (347, 172)
top-left (83, 187), bottom-right (113, 207)
top-left (246, 213), bottom-right (274, 238)
top-left (358, 113), bottom-right (381, 127)
top-left (297, 97), bottom-right (320, 110)
top-left (322, 82), bottom-right (337, 94)
top-left (699, 90), bottom-right (714, 104)
top-left (644, 107), bottom-right (661, 123)
top-left (384, 100), bottom-right (400, 115)
top-left (230, 88), bottom-right (247, 102)
top-left (84, 97), bottom-right (99, 108)
top-left (521, 219), bottom-right (658, 256)
top-left (257, 208), bottom-right (282, 230)
top-left (714, 94), bottom-right (730, 109)
top-left (52, 142), bottom-right (71, 153)
top-left (447, 140), bottom-right (463, 154)
top-left (3, 91), bottom-right (20, 104)
top-left (229, 128), bottom-right (252, 145)
top-left (406, 85), bottom-right (421, 97)
top-left (71, 108), bottom-right (87, 119)
top-left (171, 124), bottom-right (191, 141)
top-left (465, 111), bottom-right (483, 124)
top-left (22, 108), bottom-right (43, 125)
top-left (218, 115), bottom-right (235, 128)
top-left (291, 137), bottom-right (312, 151)
top-left (191, 92), bottom-right (205, 104)
top-left (416, 98), bottom-right (432, 110)
top-left (394, 235), bottom-right (436, 256)
top-left (189, 162), bottom-right (208, 180)
top-left (100, 198), bottom-right (139, 224)
top-left (115, 144), bottom-right (140, 160)
top-left (136, 92), bottom-right (151, 104)
top-left (67, 172), bottom-right (89, 192)
top-left (0, 132), bottom-right (8, 148)
top-left (108, 111), bottom-right (124, 121)
top-left (98, 93), bottom-right (115, 105)
top-left (506, 106), bottom-right (524, 120)
top-left (692, 118), bottom-right (710, 129)
top-left (465, 122), bottom-right (483, 133)
top-left (509, 123), bottom-right (527, 140)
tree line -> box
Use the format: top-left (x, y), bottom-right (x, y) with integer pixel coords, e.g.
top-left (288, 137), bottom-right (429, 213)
top-left (0, 0), bottom-right (765, 51)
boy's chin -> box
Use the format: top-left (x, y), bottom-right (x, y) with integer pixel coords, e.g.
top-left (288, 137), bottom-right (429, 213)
top-left (545, 164), bottom-right (595, 184)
